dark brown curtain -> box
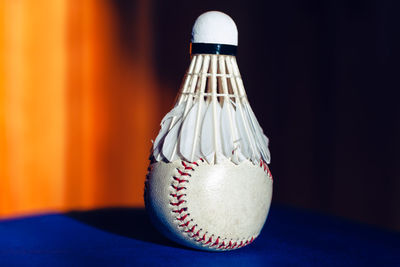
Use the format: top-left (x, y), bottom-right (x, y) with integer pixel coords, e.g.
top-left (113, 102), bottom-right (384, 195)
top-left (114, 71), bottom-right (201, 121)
top-left (152, 0), bottom-right (400, 230)
top-left (2, 0), bottom-right (398, 230)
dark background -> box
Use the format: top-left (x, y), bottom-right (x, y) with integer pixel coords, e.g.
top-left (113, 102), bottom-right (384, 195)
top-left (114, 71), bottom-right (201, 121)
top-left (149, 0), bottom-right (400, 230)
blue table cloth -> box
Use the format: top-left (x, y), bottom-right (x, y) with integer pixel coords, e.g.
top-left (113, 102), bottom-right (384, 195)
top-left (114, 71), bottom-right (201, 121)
top-left (0, 205), bottom-right (398, 266)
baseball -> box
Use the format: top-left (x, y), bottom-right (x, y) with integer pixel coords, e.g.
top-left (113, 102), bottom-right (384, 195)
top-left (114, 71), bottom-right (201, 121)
top-left (144, 158), bottom-right (273, 251)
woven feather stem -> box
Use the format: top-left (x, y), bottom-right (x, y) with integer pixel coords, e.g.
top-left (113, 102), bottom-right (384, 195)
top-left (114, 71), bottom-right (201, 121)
top-left (219, 56), bottom-right (229, 101)
top-left (177, 55), bottom-right (197, 105)
top-left (188, 57), bottom-right (209, 160)
top-left (219, 56), bottom-right (237, 157)
top-left (198, 55), bottom-right (210, 102)
top-left (183, 55), bottom-right (203, 115)
top-left (231, 57), bottom-right (247, 97)
top-left (211, 55), bottom-right (220, 163)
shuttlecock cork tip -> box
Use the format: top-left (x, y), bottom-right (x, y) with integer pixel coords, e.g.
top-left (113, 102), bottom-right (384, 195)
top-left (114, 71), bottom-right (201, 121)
top-left (192, 11), bottom-right (238, 46)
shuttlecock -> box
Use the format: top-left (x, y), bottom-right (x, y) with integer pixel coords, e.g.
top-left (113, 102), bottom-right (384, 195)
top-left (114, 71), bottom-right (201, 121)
top-left (145, 11), bottom-right (273, 251)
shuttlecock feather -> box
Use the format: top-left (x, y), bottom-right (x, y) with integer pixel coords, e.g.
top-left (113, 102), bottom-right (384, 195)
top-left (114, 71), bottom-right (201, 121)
top-left (151, 14), bottom-right (270, 165)
top-left (179, 100), bottom-right (206, 162)
top-left (152, 52), bottom-right (270, 165)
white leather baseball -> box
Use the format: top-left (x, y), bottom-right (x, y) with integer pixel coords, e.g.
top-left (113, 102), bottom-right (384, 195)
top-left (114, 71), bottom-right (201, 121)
top-left (145, 158), bottom-right (273, 251)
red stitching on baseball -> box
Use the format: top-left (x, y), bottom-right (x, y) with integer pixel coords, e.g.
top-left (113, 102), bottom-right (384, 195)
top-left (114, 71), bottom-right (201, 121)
top-left (179, 221), bottom-right (190, 228)
top-left (210, 237), bottom-right (220, 247)
top-left (192, 230), bottom-right (200, 238)
top-left (171, 185), bottom-right (186, 191)
top-left (177, 214), bottom-right (189, 221)
top-left (185, 225), bottom-right (195, 233)
top-left (173, 176), bottom-right (188, 183)
top-left (205, 236), bottom-right (213, 245)
top-left (168, 159), bottom-right (268, 250)
top-left (170, 200), bottom-right (185, 206)
top-left (170, 193), bottom-right (186, 200)
top-left (181, 161), bottom-right (195, 170)
top-left (172, 207), bottom-right (187, 214)
top-left (261, 160), bottom-right (273, 180)
top-left (198, 234), bottom-right (206, 242)
top-left (177, 169), bottom-right (191, 176)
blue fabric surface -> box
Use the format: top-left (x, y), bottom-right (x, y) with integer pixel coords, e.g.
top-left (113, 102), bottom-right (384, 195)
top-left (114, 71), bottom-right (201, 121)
top-left (0, 205), bottom-right (398, 266)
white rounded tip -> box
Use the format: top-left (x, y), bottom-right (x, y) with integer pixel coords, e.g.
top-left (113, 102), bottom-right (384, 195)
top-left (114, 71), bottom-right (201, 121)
top-left (191, 11), bottom-right (238, 46)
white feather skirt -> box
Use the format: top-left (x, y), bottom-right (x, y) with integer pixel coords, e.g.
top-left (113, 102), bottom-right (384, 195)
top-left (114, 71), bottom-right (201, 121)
top-left (152, 54), bottom-right (271, 165)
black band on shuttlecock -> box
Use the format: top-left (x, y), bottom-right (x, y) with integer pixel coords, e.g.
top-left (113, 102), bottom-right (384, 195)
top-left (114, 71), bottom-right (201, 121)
top-left (190, 43), bottom-right (237, 56)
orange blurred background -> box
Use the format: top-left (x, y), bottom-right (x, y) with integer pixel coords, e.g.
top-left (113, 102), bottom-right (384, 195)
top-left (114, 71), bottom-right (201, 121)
top-left (0, 0), bottom-right (173, 217)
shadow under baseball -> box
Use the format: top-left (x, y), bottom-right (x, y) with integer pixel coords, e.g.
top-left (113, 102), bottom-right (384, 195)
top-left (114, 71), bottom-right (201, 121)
top-left (66, 207), bottom-right (185, 249)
